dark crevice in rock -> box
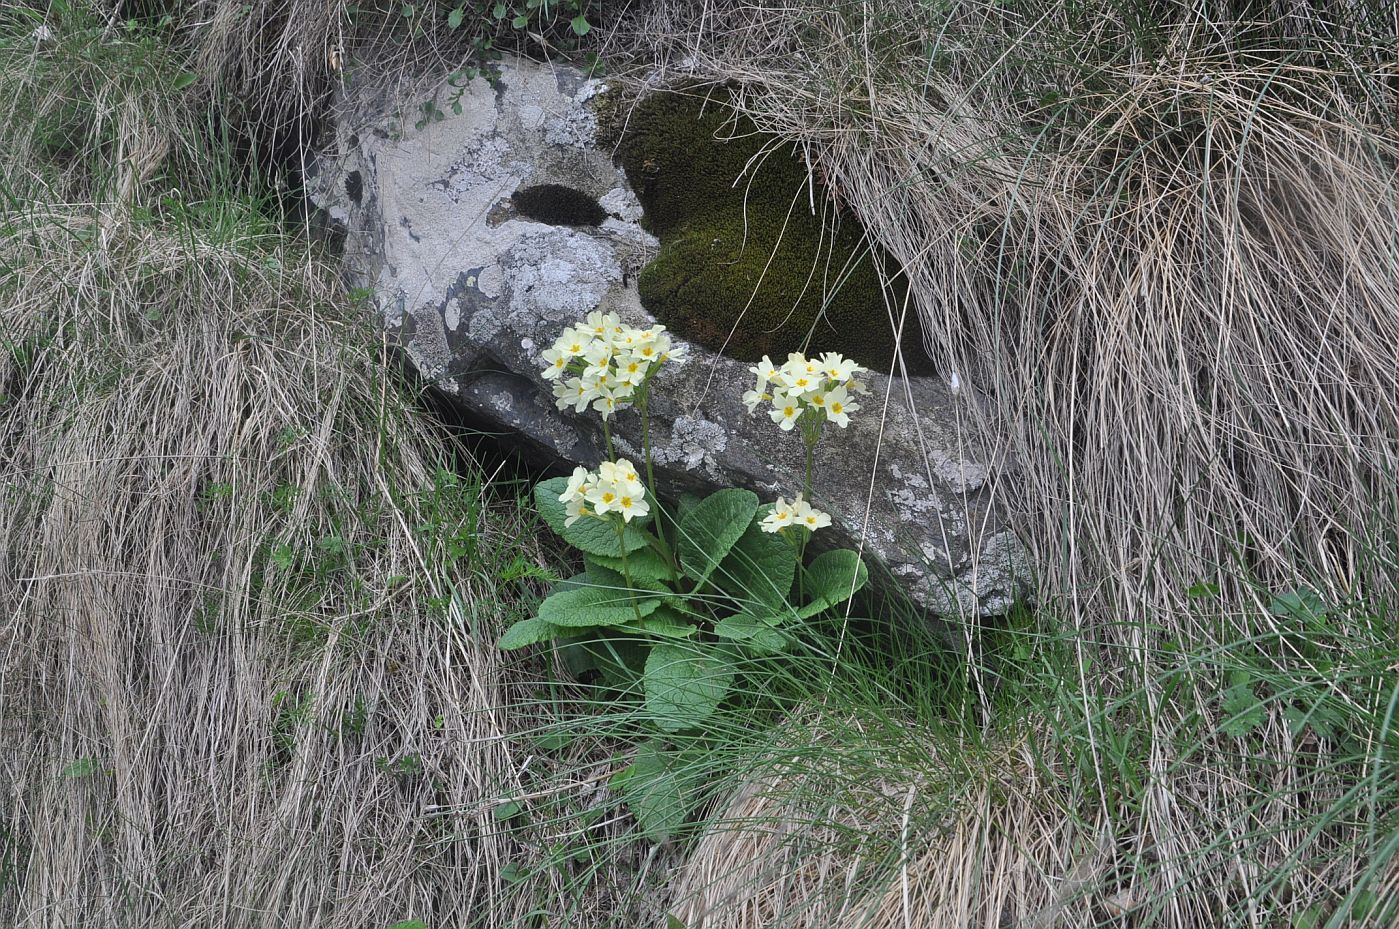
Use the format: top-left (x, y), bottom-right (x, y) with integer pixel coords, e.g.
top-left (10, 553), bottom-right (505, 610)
top-left (511, 183), bottom-right (607, 226)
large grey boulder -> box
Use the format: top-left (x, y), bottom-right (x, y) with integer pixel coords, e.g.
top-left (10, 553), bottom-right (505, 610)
top-left (308, 57), bottom-right (1027, 617)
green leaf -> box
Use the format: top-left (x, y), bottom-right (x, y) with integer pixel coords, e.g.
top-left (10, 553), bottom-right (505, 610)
top-left (539, 586), bottom-right (660, 628)
top-left (447, 6), bottom-right (464, 27)
top-left (497, 617), bottom-right (563, 650)
top-left (62, 758), bottom-right (102, 778)
top-left (172, 71), bottom-right (198, 90)
top-left (1220, 675), bottom-right (1266, 738)
top-left (570, 13), bottom-right (590, 35)
top-left (713, 613), bottom-right (790, 653)
top-left (557, 629), bottom-right (647, 686)
top-left (511, 13), bottom-right (529, 27)
top-left (612, 743), bottom-right (687, 841)
top-left (388, 921), bottom-right (428, 929)
top-left (800, 549), bottom-right (869, 615)
top-left (667, 916), bottom-right (689, 929)
top-left (644, 643), bottom-right (732, 733)
top-left (1291, 905), bottom-right (1327, 929)
top-left (715, 513), bottom-right (796, 611)
top-left (491, 2), bottom-right (507, 18)
top-left (1185, 581), bottom-right (1218, 599)
top-left (678, 489), bottom-right (758, 587)
top-left (535, 477), bottom-right (648, 557)
top-left (638, 606), bottom-right (697, 639)
top-left (493, 800), bottom-right (522, 820)
top-left (1269, 589), bottom-right (1327, 630)
top-left (588, 546), bottom-right (674, 584)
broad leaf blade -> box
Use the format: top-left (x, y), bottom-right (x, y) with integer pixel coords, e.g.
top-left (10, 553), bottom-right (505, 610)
top-left (497, 617), bottom-right (563, 649)
top-left (715, 513), bottom-right (796, 611)
top-left (800, 549), bottom-right (868, 616)
top-left (535, 477), bottom-right (649, 557)
top-left (612, 742), bottom-right (687, 841)
top-left (538, 586), bottom-right (660, 628)
top-left (644, 643), bottom-right (733, 733)
top-left (588, 546), bottom-right (675, 584)
top-left (677, 489), bottom-right (758, 587)
top-left (713, 613), bottom-right (790, 653)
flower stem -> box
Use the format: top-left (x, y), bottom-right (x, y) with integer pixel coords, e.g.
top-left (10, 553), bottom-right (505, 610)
top-left (613, 518), bottom-right (644, 624)
top-left (637, 388), bottom-right (670, 556)
top-left (602, 418), bottom-right (615, 460)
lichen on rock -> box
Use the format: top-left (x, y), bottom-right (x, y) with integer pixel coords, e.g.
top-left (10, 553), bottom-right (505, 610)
top-left (609, 88), bottom-right (931, 373)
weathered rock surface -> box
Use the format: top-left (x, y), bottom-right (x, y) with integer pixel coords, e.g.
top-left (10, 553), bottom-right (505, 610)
top-left (308, 56), bottom-right (1028, 616)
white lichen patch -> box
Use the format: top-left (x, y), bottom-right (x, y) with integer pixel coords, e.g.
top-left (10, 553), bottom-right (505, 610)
top-left (651, 416), bottom-right (727, 476)
top-left (543, 100), bottom-right (598, 149)
top-left (598, 187), bottom-right (645, 223)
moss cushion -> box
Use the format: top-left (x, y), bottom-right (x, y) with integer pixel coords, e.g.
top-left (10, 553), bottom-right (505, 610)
top-left (609, 89), bottom-right (929, 373)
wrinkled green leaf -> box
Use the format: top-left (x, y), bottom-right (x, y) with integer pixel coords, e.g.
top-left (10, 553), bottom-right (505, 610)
top-left (497, 617), bottom-right (562, 650)
top-left (539, 586), bottom-right (660, 628)
top-left (716, 512), bottom-right (796, 611)
top-left (800, 549), bottom-right (868, 615)
top-left (588, 546), bottom-right (675, 584)
top-left (535, 477), bottom-right (649, 557)
top-left (713, 613), bottom-right (790, 653)
top-left (678, 489), bottom-right (757, 587)
top-left (638, 606), bottom-right (697, 639)
top-left (644, 643), bottom-right (732, 732)
top-left (1269, 588), bottom-right (1327, 630)
top-left (491, 2), bottom-right (507, 18)
top-left (1220, 673), bottom-right (1266, 738)
top-left (612, 742), bottom-right (687, 841)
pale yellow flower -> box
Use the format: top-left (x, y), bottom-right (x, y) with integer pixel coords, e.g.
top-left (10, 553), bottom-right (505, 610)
top-left (760, 497), bottom-right (796, 533)
top-left (824, 386), bottom-right (858, 428)
top-left (792, 494), bottom-right (832, 532)
top-left (769, 392), bottom-right (801, 431)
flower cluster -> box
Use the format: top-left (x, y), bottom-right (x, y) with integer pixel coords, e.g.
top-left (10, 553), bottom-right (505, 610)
top-left (560, 458), bottom-right (649, 525)
top-left (760, 493), bottom-right (832, 535)
top-left (543, 312), bottom-right (684, 420)
top-left (743, 351), bottom-right (868, 432)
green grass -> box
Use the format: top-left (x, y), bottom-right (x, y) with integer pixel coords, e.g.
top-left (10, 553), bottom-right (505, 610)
top-left (3, 2), bottom-right (1399, 928)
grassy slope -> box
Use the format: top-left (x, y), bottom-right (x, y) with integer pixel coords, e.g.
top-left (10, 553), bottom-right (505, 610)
top-left (3, 2), bottom-right (1399, 928)
top-left (619, 1), bottom-right (1399, 926)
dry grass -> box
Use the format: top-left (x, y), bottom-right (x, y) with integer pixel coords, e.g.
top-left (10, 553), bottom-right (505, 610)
top-left (668, 716), bottom-right (1109, 929)
top-left (6, 2), bottom-right (1399, 926)
top-left (601, 2), bottom-right (1399, 924)
top-left (668, 704), bottom-right (1399, 929)
top-left (0, 207), bottom-right (553, 927)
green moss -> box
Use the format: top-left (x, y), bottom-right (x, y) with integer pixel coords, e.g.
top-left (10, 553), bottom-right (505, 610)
top-left (613, 90), bottom-right (929, 372)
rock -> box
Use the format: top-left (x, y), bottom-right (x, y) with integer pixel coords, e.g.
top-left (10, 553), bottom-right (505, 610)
top-left (307, 56), bottom-right (1028, 617)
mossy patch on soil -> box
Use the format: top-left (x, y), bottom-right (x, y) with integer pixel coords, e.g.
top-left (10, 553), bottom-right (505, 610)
top-left (607, 88), bottom-right (929, 372)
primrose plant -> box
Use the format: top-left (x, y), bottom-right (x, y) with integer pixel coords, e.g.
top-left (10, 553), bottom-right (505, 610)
top-left (499, 311), bottom-right (871, 839)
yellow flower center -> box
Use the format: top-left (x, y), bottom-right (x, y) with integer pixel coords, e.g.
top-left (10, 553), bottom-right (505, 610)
top-left (601, 492), bottom-right (616, 504)
top-left (831, 402), bottom-right (844, 414)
